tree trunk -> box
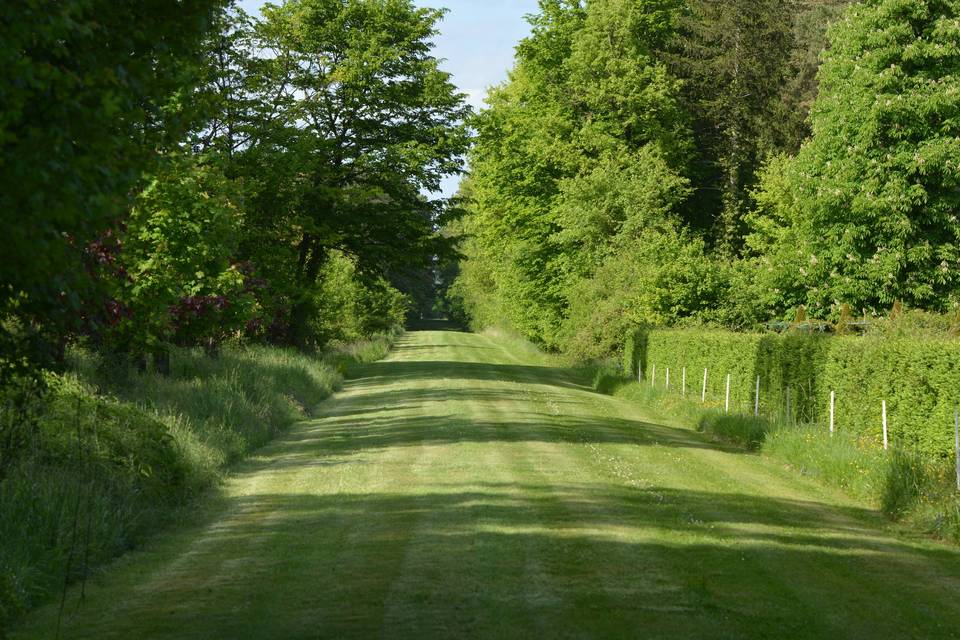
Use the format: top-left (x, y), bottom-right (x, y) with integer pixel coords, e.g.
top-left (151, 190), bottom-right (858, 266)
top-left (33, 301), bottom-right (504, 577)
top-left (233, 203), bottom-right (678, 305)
top-left (288, 238), bottom-right (327, 350)
top-left (204, 337), bottom-right (220, 359)
top-left (153, 348), bottom-right (171, 377)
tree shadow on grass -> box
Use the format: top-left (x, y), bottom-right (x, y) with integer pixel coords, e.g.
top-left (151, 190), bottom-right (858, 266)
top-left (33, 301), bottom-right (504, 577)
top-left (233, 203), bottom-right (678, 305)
top-left (45, 482), bottom-right (960, 639)
top-left (346, 359), bottom-right (593, 391)
top-left (267, 404), bottom-right (742, 459)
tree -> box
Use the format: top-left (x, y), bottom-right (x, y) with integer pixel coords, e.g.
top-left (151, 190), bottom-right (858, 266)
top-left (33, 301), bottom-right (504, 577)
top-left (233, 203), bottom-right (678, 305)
top-left (747, 0), bottom-right (960, 318)
top-left (104, 155), bottom-right (254, 368)
top-left (669, 0), bottom-right (798, 249)
top-left (0, 0), bottom-right (226, 374)
top-left (768, 0), bottom-right (853, 155)
top-left (455, 0), bottom-right (695, 349)
top-left (219, 0), bottom-right (471, 346)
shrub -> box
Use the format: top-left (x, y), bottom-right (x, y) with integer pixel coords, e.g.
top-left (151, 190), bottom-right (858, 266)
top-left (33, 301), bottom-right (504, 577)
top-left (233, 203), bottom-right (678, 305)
top-left (622, 327), bottom-right (647, 379)
top-left (640, 327), bottom-right (960, 458)
top-left (880, 449), bottom-right (930, 519)
top-left (644, 328), bottom-right (763, 410)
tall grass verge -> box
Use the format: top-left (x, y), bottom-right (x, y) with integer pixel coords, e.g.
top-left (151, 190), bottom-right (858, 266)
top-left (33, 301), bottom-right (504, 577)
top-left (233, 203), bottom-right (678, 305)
top-left (0, 332), bottom-right (397, 635)
top-left (592, 369), bottom-right (960, 546)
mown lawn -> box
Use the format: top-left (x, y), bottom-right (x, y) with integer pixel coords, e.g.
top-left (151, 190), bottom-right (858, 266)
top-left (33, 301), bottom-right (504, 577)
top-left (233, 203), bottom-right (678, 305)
top-left (14, 330), bottom-right (960, 639)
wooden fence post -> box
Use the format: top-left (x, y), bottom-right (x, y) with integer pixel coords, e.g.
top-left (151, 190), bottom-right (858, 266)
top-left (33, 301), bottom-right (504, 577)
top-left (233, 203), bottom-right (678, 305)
top-left (702, 368), bottom-right (708, 403)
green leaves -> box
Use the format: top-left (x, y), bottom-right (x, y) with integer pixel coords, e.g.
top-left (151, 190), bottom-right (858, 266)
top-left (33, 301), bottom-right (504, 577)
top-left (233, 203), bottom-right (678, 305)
top-left (0, 0), bottom-right (225, 369)
top-left (108, 154), bottom-right (253, 352)
top-left (750, 0), bottom-right (960, 318)
top-left (200, 0), bottom-right (470, 345)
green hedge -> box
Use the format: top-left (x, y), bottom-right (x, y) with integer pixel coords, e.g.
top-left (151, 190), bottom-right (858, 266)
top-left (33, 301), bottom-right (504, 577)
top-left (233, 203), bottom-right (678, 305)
top-left (625, 328), bottom-right (960, 458)
top-left (823, 337), bottom-right (960, 458)
top-left (634, 328), bottom-right (762, 410)
top-left (754, 333), bottom-right (832, 424)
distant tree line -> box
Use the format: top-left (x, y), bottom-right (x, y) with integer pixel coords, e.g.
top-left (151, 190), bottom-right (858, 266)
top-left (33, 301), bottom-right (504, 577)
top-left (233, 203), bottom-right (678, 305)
top-left (449, 0), bottom-right (960, 360)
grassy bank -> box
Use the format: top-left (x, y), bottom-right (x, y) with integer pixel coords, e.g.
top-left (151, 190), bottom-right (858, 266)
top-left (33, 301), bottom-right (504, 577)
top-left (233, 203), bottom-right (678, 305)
top-left (0, 333), bottom-right (396, 633)
top-left (592, 366), bottom-right (960, 546)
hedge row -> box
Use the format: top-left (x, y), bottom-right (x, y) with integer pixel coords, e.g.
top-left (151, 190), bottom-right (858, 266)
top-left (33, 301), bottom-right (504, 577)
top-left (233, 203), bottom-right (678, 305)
top-left (823, 338), bottom-right (960, 457)
top-left (624, 327), bottom-right (960, 458)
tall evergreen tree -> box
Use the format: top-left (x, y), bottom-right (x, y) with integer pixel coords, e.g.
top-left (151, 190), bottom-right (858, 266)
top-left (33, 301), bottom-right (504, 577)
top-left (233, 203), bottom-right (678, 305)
top-left (669, 0), bottom-right (797, 250)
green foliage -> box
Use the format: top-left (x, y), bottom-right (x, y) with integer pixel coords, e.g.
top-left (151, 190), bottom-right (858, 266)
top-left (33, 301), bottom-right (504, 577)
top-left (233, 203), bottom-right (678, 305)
top-left (748, 0), bottom-right (960, 318)
top-left (763, 424), bottom-right (888, 502)
top-left (313, 252), bottom-right (409, 345)
top-left (622, 328), bottom-right (647, 378)
top-left (822, 335), bottom-right (960, 458)
top-left (451, 0), bottom-right (860, 353)
top-left (204, 0), bottom-right (470, 345)
top-left (642, 326), bottom-right (960, 458)
top-left (697, 411), bottom-right (771, 450)
top-left (645, 328), bottom-right (763, 409)
top-left (452, 0), bottom-right (705, 351)
top-left (669, 0), bottom-right (801, 245)
top-left (0, 0), bottom-right (225, 372)
top-left (597, 366), bottom-right (960, 543)
top-left (110, 154), bottom-right (253, 354)
top-left (560, 225), bottom-right (722, 361)
top-left (881, 448), bottom-right (930, 518)
top-left (753, 332), bottom-right (832, 423)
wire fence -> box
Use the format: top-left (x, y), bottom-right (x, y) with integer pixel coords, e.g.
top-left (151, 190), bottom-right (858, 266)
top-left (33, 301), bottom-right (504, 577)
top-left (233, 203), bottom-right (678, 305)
top-left (641, 361), bottom-right (960, 490)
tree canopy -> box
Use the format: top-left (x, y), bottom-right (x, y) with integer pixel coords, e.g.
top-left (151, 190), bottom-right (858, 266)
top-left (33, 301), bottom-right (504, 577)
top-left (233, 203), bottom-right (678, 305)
top-left (2, 0), bottom-right (471, 377)
top-left (449, 0), bottom-right (960, 356)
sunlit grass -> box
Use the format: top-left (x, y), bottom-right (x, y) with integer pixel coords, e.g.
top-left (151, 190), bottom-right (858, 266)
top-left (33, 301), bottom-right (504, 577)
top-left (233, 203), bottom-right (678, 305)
top-left (11, 330), bottom-right (960, 639)
top-left (0, 334), bottom-right (396, 632)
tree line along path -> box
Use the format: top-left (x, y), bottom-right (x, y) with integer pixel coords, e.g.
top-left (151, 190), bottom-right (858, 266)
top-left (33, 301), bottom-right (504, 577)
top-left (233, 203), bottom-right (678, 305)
top-left (14, 329), bottom-right (960, 639)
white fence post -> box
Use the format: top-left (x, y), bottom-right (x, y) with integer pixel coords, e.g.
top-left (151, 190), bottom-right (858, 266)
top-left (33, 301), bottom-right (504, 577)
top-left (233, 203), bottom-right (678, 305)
top-left (725, 374), bottom-right (731, 414)
top-left (682, 367), bottom-right (686, 398)
top-left (754, 376), bottom-right (760, 417)
top-left (666, 367), bottom-right (670, 391)
top-left (702, 368), bottom-right (708, 403)
top-left (829, 391), bottom-right (835, 437)
top-left (882, 400), bottom-right (889, 450)
top-left (638, 362), bottom-right (643, 383)
top-left (651, 364), bottom-right (656, 388)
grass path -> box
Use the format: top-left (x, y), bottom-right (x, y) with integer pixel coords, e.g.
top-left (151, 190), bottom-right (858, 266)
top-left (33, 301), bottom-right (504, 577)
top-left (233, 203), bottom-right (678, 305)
top-left (14, 329), bottom-right (960, 639)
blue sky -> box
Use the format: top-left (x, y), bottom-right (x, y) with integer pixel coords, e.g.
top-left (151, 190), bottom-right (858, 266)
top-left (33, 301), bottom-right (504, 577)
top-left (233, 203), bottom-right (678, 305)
top-left (236, 0), bottom-right (542, 195)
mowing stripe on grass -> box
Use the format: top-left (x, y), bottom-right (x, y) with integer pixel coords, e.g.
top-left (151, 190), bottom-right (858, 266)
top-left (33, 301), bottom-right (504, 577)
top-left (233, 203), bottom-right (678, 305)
top-left (12, 330), bottom-right (960, 639)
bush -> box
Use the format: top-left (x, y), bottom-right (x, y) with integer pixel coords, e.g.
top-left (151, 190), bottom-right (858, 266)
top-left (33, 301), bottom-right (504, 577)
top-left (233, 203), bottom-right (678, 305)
top-left (622, 328), bottom-right (646, 378)
top-left (644, 328), bottom-right (763, 410)
top-left (639, 327), bottom-right (960, 458)
top-left (880, 449), bottom-right (930, 519)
